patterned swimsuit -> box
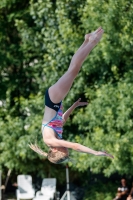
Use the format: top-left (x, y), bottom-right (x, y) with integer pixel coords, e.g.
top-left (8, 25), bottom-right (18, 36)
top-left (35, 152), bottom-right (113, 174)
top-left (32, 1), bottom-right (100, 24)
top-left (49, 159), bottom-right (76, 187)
top-left (42, 104), bottom-right (63, 139)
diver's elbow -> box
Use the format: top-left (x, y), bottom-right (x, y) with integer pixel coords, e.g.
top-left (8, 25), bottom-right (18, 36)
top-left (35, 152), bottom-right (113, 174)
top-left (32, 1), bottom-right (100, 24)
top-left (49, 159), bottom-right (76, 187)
top-left (72, 143), bottom-right (80, 151)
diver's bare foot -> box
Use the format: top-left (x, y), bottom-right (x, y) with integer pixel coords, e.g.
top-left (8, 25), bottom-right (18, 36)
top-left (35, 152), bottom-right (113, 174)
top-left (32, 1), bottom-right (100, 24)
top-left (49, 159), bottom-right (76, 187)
top-left (85, 27), bottom-right (104, 46)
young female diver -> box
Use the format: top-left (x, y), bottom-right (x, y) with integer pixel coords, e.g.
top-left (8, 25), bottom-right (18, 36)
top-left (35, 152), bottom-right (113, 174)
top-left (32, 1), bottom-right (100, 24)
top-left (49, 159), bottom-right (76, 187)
top-left (29, 27), bottom-right (114, 164)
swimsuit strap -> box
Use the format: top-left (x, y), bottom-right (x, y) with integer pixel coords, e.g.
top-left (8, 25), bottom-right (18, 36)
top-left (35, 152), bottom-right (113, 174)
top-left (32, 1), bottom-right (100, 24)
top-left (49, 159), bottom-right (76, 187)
top-left (41, 112), bottom-right (57, 133)
top-left (42, 124), bottom-right (62, 139)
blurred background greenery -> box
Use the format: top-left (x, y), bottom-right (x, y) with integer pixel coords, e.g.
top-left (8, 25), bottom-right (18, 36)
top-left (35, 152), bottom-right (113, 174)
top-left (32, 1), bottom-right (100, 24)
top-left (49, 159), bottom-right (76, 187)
top-left (0, 0), bottom-right (133, 199)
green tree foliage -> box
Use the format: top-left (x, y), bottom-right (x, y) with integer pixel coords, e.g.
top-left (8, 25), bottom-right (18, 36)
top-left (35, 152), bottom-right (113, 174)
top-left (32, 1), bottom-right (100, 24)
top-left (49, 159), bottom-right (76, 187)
top-left (0, 0), bottom-right (133, 184)
top-left (84, 180), bottom-right (117, 200)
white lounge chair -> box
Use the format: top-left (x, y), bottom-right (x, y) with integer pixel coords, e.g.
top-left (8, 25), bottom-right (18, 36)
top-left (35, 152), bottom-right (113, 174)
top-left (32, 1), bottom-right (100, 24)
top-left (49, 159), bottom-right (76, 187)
top-left (34, 178), bottom-right (56, 200)
top-left (16, 175), bottom-right (35, 200)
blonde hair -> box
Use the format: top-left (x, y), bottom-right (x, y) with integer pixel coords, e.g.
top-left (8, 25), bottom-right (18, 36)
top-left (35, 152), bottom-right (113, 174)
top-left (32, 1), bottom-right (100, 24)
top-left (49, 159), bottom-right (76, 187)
top-left (29, 143), bottom-right (69, 164)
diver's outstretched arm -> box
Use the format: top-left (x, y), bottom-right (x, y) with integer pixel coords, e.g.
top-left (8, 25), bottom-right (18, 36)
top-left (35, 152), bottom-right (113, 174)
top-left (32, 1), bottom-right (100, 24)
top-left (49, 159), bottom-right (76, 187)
top-left (45, 138), bottom-right (114, 159)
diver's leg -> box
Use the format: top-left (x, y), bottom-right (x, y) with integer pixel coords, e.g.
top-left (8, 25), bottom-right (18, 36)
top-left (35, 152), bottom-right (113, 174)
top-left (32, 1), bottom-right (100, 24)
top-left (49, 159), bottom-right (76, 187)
top-left (49, 27), bottom-right (104, 103)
